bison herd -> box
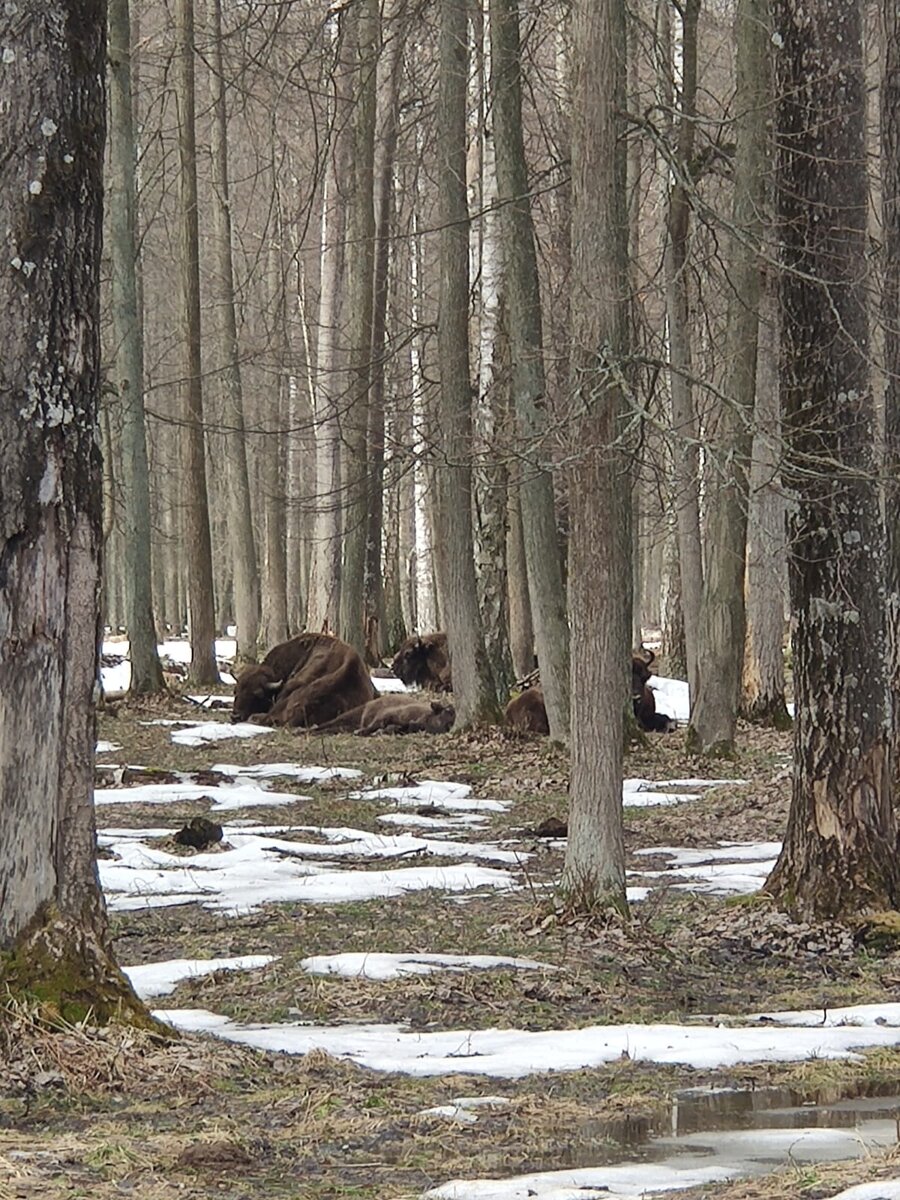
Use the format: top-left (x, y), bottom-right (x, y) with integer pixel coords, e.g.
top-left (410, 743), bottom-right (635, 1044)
top-left (230, 630), bottom-right (675, 737)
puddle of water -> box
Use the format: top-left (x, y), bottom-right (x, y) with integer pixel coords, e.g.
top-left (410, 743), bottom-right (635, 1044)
top-left (541, 1083), bottom-right (900, 1175)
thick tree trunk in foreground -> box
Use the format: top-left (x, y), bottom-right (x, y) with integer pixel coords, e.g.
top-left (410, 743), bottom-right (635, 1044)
top-left (491, 0), bottom-right (570, 740)
top-left (561, 0), bottom-right (630, 913)
top-left (207, 0), bottom-right (259, 665)
top-left (884, 0), bottom-right (900, 783)
top-left (687, 0), bottom-right (767, 755)
top-left (108, 0), bottom-right (163, 695)
top-left (433, 0), bottom-right (501, 726)
top-left (175, 0), bottom-right (218, 684)
top-left (766, 0), bottom-right (899, 919)
top-left (0, 0), bottom-right (150, 1026)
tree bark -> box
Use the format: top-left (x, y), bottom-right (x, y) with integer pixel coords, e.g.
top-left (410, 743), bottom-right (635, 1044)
top-left (663, 0), bottom-right (703, 702)
top-left (107, 0), bottom-right (164, 694)
top-left (0, 0), bottom-right (150, 1026)
top-left (687, 0), bottom-right (768, 755)
top-left (206, 0), bottom-right (260, 665)
top-left (433, 0), bottom-right (501, 726)
top-left (884, 0), bottom-right (900, 783)
top-left (766, 0), bottom-right (899, 919)
top-left (507, 470), bottom-right (535, 680)
top-left (561, 0), bottom-right (630, 912)
top-left (175, 0), bottom-right (218, 684)
top-left (490, 0), bottom-right (570, 740)
top-left (261, 237), bottom-right (290, 649)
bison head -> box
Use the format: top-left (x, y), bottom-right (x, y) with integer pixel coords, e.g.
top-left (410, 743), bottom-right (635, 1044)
top-left (231, 663), bottom-right (283, 724)
top-left (631, 648), bottom-right (655, 700)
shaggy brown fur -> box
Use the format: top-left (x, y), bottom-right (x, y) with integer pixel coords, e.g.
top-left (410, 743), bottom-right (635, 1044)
top-left (232, 633), bottom-right (375, 728)
top-left (390, 632), bottom-right (452, 692)
top-left (504, 687), bottom-right (549, 735)
top-left (314, 694), bottom-right (456, 736)
top-left (631, 648), bottom-right (676, 733)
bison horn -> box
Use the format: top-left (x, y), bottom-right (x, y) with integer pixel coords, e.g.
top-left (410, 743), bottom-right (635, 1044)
top-left (264, 679), bottom-right (283, 692)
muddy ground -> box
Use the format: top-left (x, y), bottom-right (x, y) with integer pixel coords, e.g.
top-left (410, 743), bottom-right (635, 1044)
top-left (2, 688), bottom-right (900, 1200)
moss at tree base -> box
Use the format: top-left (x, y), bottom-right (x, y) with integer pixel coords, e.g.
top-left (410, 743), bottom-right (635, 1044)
top-left (0, 904), bottom-right (172, 1034)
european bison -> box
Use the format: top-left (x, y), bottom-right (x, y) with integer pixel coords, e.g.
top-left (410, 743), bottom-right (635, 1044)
top-left (390, 632), bottom-right (452, 692)
top-left (504, 687), bottom-right (550, 735)
top-left (632, 648), bottom-right (677, 733)
top-left (315, 694), bottom-right (456, 736)
top-left (232, 633), bottom-right (376, 728)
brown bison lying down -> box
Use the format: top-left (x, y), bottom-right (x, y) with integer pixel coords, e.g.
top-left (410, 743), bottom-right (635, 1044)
top-left (390, 632), bottom-right (452, 692)
top-left (503, 652), bottom-right (677, 735)
top-left (504, 687), bottom-right (549, 735)
top-left (314, 694), bottom-right (456, 736)
top-left (231, 633), bottom-right (376, 728)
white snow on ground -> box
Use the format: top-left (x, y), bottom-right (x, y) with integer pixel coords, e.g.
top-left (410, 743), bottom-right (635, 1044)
top-left (123, 955), bottom-right (276, 999)
top-left (171, 721), bottom-right (275, 747)
top-left (101, 660), bottom-right (131, 693)
top-left (633, 842), bottom-right (780, 896)
top-left (377, 811), bottom-right (488, 832)
top-left (94, 781), bottom-right (310, 812)
top-left (210, 762), bottom-right (362, 782)
top-left (648, 675), bottom-right (690, 722)
top-left (419, 1095), bottom-right (512, 1126)
top-left (750, 1002), bottom-right (900, 1027)
top-left (100, 637), bottom-right (238, 693)
top-left (286, 826), bottom-right (525, 864)
top-left (822, 1184), bottom-right (900, 1200)
top-left (96, 741), bottom-right (121, 754)
top-left (99, 828), bottom-right (514, 915)
top-left (299, 952), bottom-right (553, 980)
top-left (424, 1125), bottom-right (900, 1200)
top-left (149, 1011), bottom-right (900, 1076)
top-left (350, 781), bottom-right (509, 814)
top-left (372, 676), bottom-right (409, 693)
top-left (622, 776), bottom-right (747, 808)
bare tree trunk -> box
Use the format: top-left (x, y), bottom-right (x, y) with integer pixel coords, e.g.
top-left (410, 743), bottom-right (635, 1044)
top-left (766, 0), bottom-right (899, 919)
top-left (108, 0), bottom-right (163, 694)
top-left (884, 0), bottom-right (900, 781)
top-left (339, 0), bottom-right (377, 655)
top-left (687, 0), bottom-right (768, 755)
top-left (434, 0), bottom-right (501, 726)
top-left (261, 238), bottom-right (290, 648)
top-left (307, 20), bottom-right (349, 634)
top-left (507, 474), bottom-right (534, 678)
top-left (0, 0), bottom-right (149, 1025)
top-left (175, 0), bottom-right (218, 684)
top-left (663, 0), bottom-right (702, 701)
top-left (206, 0), bottom-right (259, 664)
top-left (561, 0), bottom-right (629, 912)
top-left (742, 266), bottom-right (790, 726)
top-left (491, 0), bottom-right (570, 739)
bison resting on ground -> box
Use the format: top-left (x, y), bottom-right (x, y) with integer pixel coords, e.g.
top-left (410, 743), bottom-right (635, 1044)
top-left (390, 632), bottom-right (452, 692)
top-left (314, 694), bottom-right (456, 736)
top-left (232, 633), bottom-right (376, 728)
top-left (504, 687), bottom-right (549, 735)
top-left (631, 648), bottom-right (677, 733)
top-left (502, 651), bottom-right (677, 736)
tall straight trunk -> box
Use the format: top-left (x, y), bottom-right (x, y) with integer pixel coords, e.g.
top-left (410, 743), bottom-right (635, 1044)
top-left (339, 0), bottom-right (378, 655)
top-left (409, 180), bottom-right (438, 632)
top-left (0, 0), bottom-right (147, 1024)
top-left (663, 0), bottom-right (702, 700)
top-left (507, 474), bottom-right (534, 678)
top-left (366, 0), bottom-right (404, 663)
top-left (307, 21), bottom-right (349, 634)
top-left (766, 0), bottom-right (899, 919)
top-left (687, 0), bottom-right (768, 755)
top-left (434, 0), bottom-right (501, 726)
top-left (108, 0), bottom-right (163, 694)
top-left (562, 0), bottom-right (630, 912)
top-left (207, 0), bottom-right (259, 664)
top-left (741, 266), bottom-right (790, 726)
top-left (261, 238), bottom-right (290, 648)
top-left (490, 0), bottom-right (570, 739)
top-left (175, 0), bottom-right (218, 684)
top-left (884, 0), bottom-right (900, 775)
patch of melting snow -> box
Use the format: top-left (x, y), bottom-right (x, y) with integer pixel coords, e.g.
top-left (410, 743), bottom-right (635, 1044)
top-left (376, 811), bottom-right (488, 832)
top-left (99, 828), bottom-right (514, 915)
top-left (299, 952), bottom-right (553, 980)
top-left (424, 1162), bottom-right (736, 1199)
top-left (94, 781), bottom-right (310, 813)
top-left (123, 955), bottom-right (276, 999)
top-left (171, 721), bottom-right (275, 747)
top-left (96, 741), bottom-right (122, 754)
top-left (210, 762), bottom-right (362, 782)
top-left (633, 842), bottom-right (780, 896)
top-left (149, 1011), bottom-right (900, 1076)
top-left (648, 675), bottom-right (691, 723)
top-left (419, 1096), bottom-right (512, 1126)
top-left (749, 1002), bottom-right (900, 1028)
top-left (371, 675), bottom-right (409, 693)
top-left (824, 1184), bottom-right (900, 1200)
top-left (350, 781), bottom-right (508, 814)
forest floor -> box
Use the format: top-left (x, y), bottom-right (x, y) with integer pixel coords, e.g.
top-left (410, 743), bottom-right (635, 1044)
top-left (3, 684), bottom-right (900, 1200)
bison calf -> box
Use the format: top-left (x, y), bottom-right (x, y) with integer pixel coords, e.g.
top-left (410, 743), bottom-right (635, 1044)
top-left (504, 687), bottom-right (549, 735)
top-left (314, 694), bottom-right (456, 736)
